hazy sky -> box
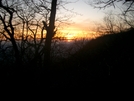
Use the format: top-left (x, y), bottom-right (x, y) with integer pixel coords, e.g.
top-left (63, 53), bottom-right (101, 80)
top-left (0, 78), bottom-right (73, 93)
top-left (58, 0), bottom-right (124, 38)
top-left (62, 0), bottom-right (125, 23)
top-left (64, 0), bottom-right (105, 22)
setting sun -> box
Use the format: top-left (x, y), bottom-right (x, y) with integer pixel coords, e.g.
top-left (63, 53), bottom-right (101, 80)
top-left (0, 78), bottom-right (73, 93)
top-left (57, 25), bottom-right (92, 40)
top-left (65, 33), bottom-right (75, 40)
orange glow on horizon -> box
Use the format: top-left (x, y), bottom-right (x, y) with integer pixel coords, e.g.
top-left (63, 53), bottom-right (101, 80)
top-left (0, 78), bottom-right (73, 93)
top-left (56, 26), bottom-right (95, 40)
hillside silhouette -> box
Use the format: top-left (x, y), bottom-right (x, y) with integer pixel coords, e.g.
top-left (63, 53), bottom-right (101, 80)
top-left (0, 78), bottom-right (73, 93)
top-left (50, 28), bottom-right (134, 88)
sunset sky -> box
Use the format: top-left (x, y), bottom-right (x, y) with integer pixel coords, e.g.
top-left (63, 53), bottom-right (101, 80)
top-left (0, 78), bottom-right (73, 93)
top-left (58, 0), bottom-right (124, 39)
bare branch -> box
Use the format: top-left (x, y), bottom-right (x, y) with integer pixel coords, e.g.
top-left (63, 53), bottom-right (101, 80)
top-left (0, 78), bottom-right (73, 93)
top-left (87, 0), bottom-right (134, 13)
top-left (0, 30), bottom-right (10, 40)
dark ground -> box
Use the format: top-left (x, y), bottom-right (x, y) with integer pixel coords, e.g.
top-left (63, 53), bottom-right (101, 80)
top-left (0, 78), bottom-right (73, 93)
top-left (0, 28), bottom-right (134, 89)
top-left (50, 28), bottom-right (134, 88)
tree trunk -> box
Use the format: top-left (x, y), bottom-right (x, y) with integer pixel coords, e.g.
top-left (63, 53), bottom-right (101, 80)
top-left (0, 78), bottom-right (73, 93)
top-left (44, 0), bottom-right (57, 67)
top-left (10, 35), bottom-right (22, 66)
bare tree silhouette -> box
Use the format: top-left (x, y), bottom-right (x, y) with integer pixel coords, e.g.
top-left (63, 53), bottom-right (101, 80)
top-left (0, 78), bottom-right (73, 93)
top-left (0, 0), bottom-right (21, 65)
top-left (0, 0), bottom-right (77, 68)
top-left (88, 0), bottom-right (134, 13)
top-left (44, 0), bottom-right (57, 67)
